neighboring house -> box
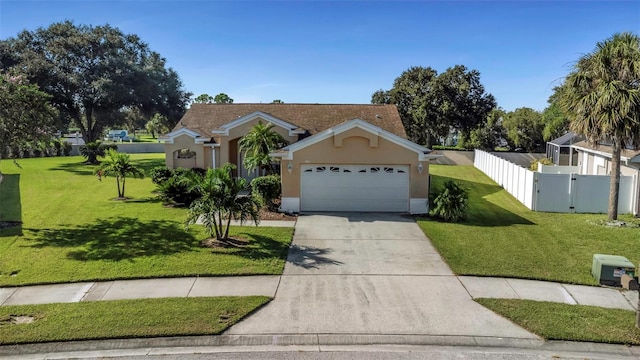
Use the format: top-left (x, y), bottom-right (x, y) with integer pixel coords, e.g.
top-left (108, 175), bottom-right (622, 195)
top-left (571, 140), bottom-right (640, 214)
top-left (545, 132), bottom-right (583, 165)
top-left (161, 103), bottom-right (440, 214)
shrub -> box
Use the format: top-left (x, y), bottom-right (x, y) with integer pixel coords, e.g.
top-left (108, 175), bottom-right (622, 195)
top-left (156, 168), bottom-right (202, 207)
top-left (529, 157), bottom-right (554, 171)
top-left (429, 180), bottom-right (469, 222)
top-left (62, 142), bottom-right (72, 156)
top-left (149, 166), bottom-right (172, 185)
top-left (250, 175), bottom-right (281, 210)
top-left (79, 142), bottom-right (117, 164)
top-left (52, 140), bottom-right (63, 156)
top-left (431, 145), bottom-right (463, 151)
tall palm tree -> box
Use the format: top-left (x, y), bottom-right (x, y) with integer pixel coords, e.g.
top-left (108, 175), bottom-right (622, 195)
top-left (184, 164), bottom-right (260, 240)
top-left (95, 149), bottom-right (145, 199)
top-left (561, 32), bottom-right (640, 221)
top-left (239, 121), bottom-right (289, 175)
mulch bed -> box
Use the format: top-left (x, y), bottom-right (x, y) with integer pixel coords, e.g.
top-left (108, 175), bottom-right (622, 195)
top-left (200, 237), bottom-right (251, 249)
top-left (258, 208), bottom-right (297, 221)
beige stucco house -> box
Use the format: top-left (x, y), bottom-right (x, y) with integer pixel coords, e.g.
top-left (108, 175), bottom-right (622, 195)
top-left (572, 140), bottom-right (640, 214)
top-left (161, 103), bottom-right (439, 214)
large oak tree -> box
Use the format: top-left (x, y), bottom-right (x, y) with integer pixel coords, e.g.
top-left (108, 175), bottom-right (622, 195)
top-left (0, 21), bottom-right (191, 143)
top-left (372, 65), bottom-right (496, 147)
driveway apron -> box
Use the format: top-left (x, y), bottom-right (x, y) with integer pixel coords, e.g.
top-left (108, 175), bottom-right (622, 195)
top-left (227, 213), bottom-right (535, 338)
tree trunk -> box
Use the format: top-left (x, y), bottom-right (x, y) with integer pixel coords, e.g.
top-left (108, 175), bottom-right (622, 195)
top-left (224, 214), bottom-right (232, 239)
top-left (608, 137), bottom-right (622, 221)
top-left (121, 177), bottom-right (126, 198)
top-left (216, 210), bottom-right (224, 240)
top-left (116, 177), bottom-right (122, 198)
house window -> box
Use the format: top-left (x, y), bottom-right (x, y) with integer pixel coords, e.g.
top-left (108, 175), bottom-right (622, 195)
top-left (176, 149), bottom-right (196, 159)
top-left (330, 166), bottom-right (340, 172)
top-left (370, 167), bottom-right (380, 173)
top-left (384, 167), bottom-right (394, 173)
top-left (316, 166), bottom-right (326, 172)
top-left (304, 168), bottom-right (312, 173)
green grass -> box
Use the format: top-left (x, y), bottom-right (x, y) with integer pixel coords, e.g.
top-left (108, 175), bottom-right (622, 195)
top-left (419, 165), bottom-right (640, 285)
top-left (0, 296), bottom-right (269, 345)
top-left (0, 156), bottom-right (293, 286)
top-left (477, 298), bottom-right (640, 345)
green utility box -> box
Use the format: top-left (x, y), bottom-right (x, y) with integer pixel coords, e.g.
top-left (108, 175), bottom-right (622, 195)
top-left (592, 254), bottom-right (635, 287)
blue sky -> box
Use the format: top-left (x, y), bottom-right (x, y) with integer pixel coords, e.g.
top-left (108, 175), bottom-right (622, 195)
top-left (1, 1), bottom-right (638, 111)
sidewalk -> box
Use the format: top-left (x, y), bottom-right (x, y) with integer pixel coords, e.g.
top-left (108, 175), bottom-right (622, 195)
top-left (0, 276), bottom-right (280, 306)
top-left (1, 275), bottom-right (637, 310)
top-left (459, 276), bottom-right (639, 311)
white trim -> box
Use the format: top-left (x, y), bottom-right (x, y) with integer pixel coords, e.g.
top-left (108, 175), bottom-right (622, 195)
top-left (280, 197), bottom-right (300, 213)
top-left (161, 128), bottom-right (209, 144)
top-left (270, 118), bottom-right (440, 161)
top-left (409, 198), bottom-right (429, 214)
top-left (211, 111), bottom-right (303, 137)
top-left (571, 144), bottom-right (636, 162)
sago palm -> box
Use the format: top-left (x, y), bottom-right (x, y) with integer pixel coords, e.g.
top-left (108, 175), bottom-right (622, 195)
top-left (561, 32), bottom-right (640, 220)
top-left (238, 121), bottom-right (288, 175)
top-left (95, 149), bottom-right (145, 199)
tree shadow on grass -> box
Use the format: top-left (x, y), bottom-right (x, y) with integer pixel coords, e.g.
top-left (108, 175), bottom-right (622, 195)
top-left (429, 174), bottom-right (535, 227)
top-left (0, 174), bottom-right (22, 236)
top-left (124, 196), bottom-right (163, 204)
top-left (49, 161), bottom-right (95, 175)
top-left (26, 217), bottom-right (197, 261)
top-left (223, 233), bottom-right (291, 262)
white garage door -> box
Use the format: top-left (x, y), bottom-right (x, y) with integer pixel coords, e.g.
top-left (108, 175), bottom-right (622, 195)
top-left (300, 164), bottom-right (409, 212)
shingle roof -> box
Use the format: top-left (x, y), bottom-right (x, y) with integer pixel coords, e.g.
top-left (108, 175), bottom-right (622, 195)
top-left (171, 103), bottom-right (406, 139)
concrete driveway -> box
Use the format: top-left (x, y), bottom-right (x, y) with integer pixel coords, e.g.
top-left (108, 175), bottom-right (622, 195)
top-left (227, 213), bottom-right (535, 339)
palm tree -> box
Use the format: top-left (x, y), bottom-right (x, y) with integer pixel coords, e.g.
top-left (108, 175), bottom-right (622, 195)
top-left (95, 149), bottom-right (145, 199)
top-left (145, 113), bottom-right (169, 139)
top-left (184, 164), bottom-right (260, 241)
top-left (238, 121), bottom-right (288, 175)
top-left (561, 32), bottom-right (640, 221)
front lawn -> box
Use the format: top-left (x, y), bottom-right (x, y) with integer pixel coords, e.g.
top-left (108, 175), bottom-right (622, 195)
top-left (0, 156), bottom-right (293, 286)
top-left (477, 298), bottom-right (640, 345)
top-left (419, 165), bottom-right (640, 285)
top-left (0, 297), bottom-right (269, 345)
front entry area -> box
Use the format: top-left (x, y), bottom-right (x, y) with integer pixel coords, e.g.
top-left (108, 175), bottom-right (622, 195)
top-left (300, 164), bottom-right (409, 212)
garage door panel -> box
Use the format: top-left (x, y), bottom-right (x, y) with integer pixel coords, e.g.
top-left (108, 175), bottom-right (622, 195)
top-left (300, 164), bottom-right (409, 212)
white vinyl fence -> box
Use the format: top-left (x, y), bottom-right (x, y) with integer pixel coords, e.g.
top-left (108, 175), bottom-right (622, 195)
top-left (474, 150), bottom-right (638, 214)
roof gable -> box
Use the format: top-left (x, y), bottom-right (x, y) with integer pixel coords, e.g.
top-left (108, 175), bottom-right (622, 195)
top-left (160, 127), bottom-right (209, 144)
top-left (212, 111), bottom-right (305, 136)
top-left (271, 118), bottom-right (439, 161)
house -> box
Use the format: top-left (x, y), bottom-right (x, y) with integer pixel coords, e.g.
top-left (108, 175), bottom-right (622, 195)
top-left (161, 103), bottom-right (440, 214)
top-left (571, 140), bottom-right (640, 214)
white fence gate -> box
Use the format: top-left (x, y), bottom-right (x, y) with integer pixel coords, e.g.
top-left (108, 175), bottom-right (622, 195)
top-left (474, 150), bottom-right (638, 214)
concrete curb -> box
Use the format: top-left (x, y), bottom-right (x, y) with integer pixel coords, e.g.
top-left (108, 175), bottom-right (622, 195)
top-left (1, 334), bottom-right (638, 357)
